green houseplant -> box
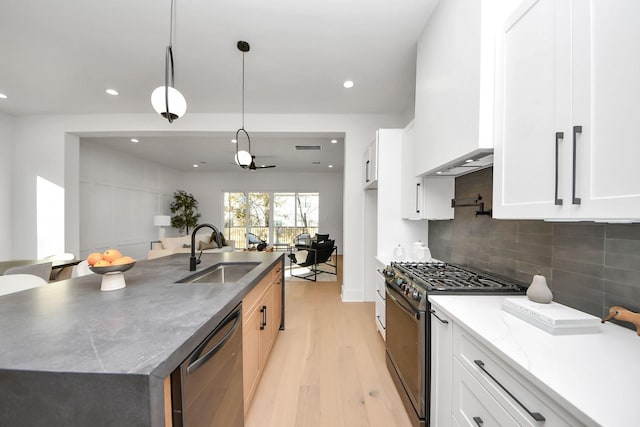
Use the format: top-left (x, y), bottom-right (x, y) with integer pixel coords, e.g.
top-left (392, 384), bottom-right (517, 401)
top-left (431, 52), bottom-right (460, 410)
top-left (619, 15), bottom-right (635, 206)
top-left (170, 190), bottom-right (201, 234)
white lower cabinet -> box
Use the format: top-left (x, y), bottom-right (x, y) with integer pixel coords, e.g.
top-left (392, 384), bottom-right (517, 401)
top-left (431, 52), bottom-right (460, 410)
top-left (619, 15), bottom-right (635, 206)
top-left (374, 267), bottom-right (386, 340)
top-left (430, 299), bottom-right (584, 427)
top-left (429, 305), bottom-right (452, 427)
top-left (453, 324), bottom-right (582, 427)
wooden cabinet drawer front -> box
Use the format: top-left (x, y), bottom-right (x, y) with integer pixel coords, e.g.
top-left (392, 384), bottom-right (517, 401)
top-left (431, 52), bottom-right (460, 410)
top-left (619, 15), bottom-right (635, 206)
top-left (454, 327), bottom-right (581, 427)
top-left (452, 358), bottom-right (518, 427)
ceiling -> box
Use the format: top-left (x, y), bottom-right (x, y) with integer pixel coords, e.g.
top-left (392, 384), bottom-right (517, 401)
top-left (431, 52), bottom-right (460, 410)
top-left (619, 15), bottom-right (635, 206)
top-left (81, 131), bottom-right (346, 172)
top-left (0, 0), bottom-right (439, 171)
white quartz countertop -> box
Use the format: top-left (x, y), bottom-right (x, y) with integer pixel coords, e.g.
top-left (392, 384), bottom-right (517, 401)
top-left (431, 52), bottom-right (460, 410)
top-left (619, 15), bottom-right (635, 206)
top-left (429, 295), bottom-right (640, 427)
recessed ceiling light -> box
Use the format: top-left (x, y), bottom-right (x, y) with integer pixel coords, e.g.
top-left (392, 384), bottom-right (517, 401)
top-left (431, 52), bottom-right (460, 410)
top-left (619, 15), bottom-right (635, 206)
top-left (130, 138), bottom-right (139, 143)
top-left (465, 159), bottom-right (474, 163)
top-left (105, 89), bottom-right (119, 96)
top-left (328, 165), bottom-right (334, 168)
top-left (0, 93), bottom-right (7, 99)
top-left (231, 139), bottom-right (237, 144)
top-left (331, 139), bottom-right (338, 144)
top-left (343, 80), bottom-right (354, 89)
top-left (193, 164), bottom-right (199, 168)
top-left (436, 171), bottom-right (443, 175)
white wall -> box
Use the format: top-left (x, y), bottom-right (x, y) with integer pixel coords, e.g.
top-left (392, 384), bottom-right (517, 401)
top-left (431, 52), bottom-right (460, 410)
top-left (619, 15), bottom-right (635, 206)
top-left (0, 112), bottom-right (14, 259)
top-left (181, 170), bottom-right (344, 253)
top-left (11, 112), bottom-right (403, 301)
top-left (79, 142), bottom-right (182, 260)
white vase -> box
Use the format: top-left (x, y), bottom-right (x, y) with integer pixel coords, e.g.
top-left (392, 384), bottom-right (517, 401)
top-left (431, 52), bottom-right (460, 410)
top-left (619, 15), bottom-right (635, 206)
top-left (526, 275), bottom-right (553, 304)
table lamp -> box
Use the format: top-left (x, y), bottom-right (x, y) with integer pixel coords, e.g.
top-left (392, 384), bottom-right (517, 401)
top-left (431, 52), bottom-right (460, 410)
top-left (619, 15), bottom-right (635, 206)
top-left (153, 215), bottom-right (171, 240)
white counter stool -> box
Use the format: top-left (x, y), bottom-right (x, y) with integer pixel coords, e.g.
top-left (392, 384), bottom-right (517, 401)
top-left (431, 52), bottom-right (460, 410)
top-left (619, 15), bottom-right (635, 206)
top-left (0, 274), bottom-right (47, 296)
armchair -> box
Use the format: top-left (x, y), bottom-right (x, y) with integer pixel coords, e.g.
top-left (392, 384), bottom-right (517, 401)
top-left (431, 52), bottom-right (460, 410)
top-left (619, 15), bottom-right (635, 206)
top-left (288, 239), bottom-right (337, 282)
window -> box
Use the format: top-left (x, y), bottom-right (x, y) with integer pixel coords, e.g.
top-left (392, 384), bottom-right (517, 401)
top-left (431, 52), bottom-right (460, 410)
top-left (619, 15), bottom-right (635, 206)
top-left (224, 192), bottom-right (319, 248)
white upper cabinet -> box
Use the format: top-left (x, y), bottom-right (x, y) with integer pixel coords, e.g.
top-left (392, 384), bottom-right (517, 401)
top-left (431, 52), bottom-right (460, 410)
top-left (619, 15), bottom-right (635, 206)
top-left (401, 120), bottom-right (455, 220)
top-left (494, 0), bottom-right (640, 220)
top-left (414, 0), bottom-right (520, 177)
top-left (401, 121), bottom-right (424, 219)
top-left (363, 134), bottom-right (379, 189)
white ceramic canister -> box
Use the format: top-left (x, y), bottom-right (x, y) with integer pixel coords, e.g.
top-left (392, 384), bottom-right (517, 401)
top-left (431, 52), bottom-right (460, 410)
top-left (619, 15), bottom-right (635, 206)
top-left (393, 244), bottom-right (405, 260)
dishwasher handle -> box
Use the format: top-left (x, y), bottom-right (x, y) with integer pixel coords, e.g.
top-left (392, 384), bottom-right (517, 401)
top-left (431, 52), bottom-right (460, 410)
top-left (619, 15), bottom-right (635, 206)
top-left (187, 307), bottom-right (242, 375)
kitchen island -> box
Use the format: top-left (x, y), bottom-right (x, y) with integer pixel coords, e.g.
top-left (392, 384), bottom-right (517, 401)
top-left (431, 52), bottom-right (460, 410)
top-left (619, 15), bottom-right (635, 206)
top-left (0, 252), bottom-right (284, 426)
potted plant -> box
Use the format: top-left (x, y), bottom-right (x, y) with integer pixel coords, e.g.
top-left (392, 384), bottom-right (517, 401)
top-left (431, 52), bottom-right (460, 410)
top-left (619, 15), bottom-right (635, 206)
top-left (170, 190), bottom-right (201, 234)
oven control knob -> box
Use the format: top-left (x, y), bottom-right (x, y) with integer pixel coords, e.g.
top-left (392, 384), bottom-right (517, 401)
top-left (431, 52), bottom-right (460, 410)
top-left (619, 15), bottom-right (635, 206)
top-left (412, 290), bottom-right (420, 300)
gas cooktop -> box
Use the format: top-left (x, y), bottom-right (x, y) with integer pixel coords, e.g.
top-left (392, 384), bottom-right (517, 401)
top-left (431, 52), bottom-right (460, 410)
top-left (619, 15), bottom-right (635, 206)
top-left (389, 261), bottom-right (524, 293)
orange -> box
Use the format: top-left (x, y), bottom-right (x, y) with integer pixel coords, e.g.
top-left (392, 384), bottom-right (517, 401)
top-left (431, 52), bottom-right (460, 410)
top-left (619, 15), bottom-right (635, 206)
top-left (94, 260), bottom-right (111, 267)
top-left (87, 252), bottom-right (103, 266)
top-left (103, 249), bottom-right (122, 263)
top-left (112, 256), bottom-right (134, 265)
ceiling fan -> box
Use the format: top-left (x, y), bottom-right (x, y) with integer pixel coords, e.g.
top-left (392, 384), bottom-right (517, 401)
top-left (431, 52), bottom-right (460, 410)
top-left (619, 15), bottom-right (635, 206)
top-left (247, 155), bottom-right (276, 171)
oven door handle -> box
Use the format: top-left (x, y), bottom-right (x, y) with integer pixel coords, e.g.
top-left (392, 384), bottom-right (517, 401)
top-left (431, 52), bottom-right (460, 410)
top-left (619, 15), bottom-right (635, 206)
top-left (386, 287), bottom-right (421, 320)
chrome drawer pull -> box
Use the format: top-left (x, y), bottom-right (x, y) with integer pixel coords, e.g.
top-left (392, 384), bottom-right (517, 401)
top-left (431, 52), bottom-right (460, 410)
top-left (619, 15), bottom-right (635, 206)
top-left (473, 416), bottom-right (483, 426)
top-left (474, 359), bottom-right (545, 422)
top-left (376, 289), bottom-right (385, 300)
top-left (429, 309), bottom-right (449, 324)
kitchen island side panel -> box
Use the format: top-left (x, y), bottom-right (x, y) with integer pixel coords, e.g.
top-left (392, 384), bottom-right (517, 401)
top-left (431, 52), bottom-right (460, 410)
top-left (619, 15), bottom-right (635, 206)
top-left (0, 370), bottom-right (154, 426)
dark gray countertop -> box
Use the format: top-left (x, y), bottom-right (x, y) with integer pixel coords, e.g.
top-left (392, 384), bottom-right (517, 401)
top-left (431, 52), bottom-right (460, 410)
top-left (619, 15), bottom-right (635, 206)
top-left (0, 251), bottom-right (283, 379)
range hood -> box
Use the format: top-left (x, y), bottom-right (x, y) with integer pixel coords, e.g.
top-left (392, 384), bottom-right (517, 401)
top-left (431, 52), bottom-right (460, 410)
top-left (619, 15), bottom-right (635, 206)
top-left (424, 149), bottom-right (493, 177)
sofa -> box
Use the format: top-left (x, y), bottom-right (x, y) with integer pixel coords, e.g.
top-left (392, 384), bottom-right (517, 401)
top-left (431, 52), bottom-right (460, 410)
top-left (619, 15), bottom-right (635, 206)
top-left (147, 233), bottom-right (235, 260)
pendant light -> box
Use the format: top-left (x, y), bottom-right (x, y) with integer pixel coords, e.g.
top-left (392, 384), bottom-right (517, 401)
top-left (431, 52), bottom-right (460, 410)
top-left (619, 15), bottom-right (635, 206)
top-left (235, 41), bottom-right (252, 168)
top-left (151, 0), bottom-right (187, 122)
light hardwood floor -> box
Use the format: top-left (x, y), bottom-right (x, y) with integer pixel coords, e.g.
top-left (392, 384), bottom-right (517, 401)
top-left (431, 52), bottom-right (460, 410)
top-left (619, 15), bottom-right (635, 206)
top-left (245, 257), bottom-right (412, 427)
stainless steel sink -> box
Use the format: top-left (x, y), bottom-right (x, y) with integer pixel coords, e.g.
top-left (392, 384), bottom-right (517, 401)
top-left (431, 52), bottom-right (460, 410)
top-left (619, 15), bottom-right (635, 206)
top-left (177, 262), bottom-right (260, 284)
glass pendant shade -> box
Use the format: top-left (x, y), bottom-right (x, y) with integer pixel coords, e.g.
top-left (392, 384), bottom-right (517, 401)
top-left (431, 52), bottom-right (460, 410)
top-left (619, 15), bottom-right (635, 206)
top-left (151, 86), bottom-right (187, 120)
top-left (235, 150), bottom-right (252, 167)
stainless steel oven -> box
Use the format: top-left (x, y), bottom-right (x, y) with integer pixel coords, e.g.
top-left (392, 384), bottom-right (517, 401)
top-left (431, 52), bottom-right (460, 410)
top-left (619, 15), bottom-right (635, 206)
top-left (385, 283), bottom-right (427, 425)
top-left (384, 262), bottom-right (524, 427)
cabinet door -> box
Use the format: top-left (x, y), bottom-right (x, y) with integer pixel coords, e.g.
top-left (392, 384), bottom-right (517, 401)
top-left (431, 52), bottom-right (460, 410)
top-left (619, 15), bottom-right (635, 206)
top-left (494, 0), bottom-right (572, 219)
top-left (259, 285), bottom-right (275, 367)
top-left (401, 121), bottom-right (425, 219)
top-left (243, 306), bottom-right (262, 411)
top-left (572, 0), bottom-right (640, 219)
top-left (430, 304), bottom-right (452, 427)
top-left (270, 275), bottom-right (283, 342)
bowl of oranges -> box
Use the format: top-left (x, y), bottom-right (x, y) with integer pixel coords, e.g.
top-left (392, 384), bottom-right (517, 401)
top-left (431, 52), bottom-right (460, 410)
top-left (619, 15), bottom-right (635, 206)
top-left (86, 249), bottom-right (136, 291)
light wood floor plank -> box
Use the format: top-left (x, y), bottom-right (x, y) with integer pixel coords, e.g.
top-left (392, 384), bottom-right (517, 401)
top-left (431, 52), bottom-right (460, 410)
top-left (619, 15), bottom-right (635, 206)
top-left (245, 260), bottom-right (412, 427)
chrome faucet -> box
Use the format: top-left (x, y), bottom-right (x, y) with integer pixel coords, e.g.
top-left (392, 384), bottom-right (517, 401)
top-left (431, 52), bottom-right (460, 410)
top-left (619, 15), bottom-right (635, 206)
top-left (189, 223), bottom-right (223, 271)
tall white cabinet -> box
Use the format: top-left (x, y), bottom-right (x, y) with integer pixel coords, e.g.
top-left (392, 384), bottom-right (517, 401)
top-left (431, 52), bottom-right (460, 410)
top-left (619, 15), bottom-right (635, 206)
top-left (364, 128), bottom-right (428, 339)
top-left (494, 0), bottom-right (640, 220)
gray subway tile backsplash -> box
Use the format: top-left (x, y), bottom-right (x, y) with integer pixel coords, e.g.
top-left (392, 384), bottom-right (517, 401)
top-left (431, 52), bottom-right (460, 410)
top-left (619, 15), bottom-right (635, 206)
top-left (428, 167), bottom-right (640, 331)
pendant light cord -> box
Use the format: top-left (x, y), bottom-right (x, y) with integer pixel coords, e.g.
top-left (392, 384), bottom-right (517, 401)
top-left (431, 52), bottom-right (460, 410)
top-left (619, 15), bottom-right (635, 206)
top-left (164, 0), bottom-right (176, 122)
top-left (241, 49), bottom-right (245, 129)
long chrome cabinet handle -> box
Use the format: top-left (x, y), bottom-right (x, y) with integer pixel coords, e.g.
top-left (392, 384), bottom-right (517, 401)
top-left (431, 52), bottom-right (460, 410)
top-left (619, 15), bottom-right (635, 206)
top-left (416, 182), bottom-right (421, 213)
top-left (572, 125), bottom-right (582, 205)
top-left (429, 309), bottom-right (449, 325)
top-left (555, 131), bottom-right (564, 206)
top-left (376, 315), bottom-right (386, 330)
top-left (474, 360), bottom-right (545, 422)
top-left (376, 289), bottom-right (386, 300)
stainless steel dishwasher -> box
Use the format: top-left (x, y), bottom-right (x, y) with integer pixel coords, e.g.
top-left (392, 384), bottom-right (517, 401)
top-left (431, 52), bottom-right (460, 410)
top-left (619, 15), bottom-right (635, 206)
top-left (171, 302), bottom-right (244, 426)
